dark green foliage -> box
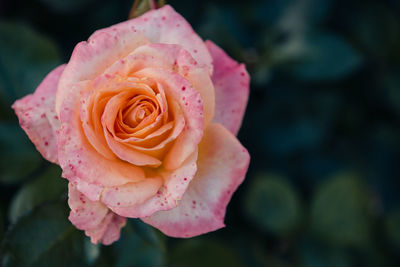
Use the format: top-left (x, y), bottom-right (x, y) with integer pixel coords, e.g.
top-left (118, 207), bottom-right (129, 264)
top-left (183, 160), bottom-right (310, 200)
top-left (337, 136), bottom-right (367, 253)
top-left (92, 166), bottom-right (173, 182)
top-left (9, 165), bottom-right (66, 223)
top-left (244, 173), bottom-right (302, 235)
top-left (2, 202), bottom-right (85, 267)
top-left (0, 123), bottom-right (42, 184)
top-left (169, 239), bottom-right (244, 267)
top-left (310, 173), bottom-right (372, 248)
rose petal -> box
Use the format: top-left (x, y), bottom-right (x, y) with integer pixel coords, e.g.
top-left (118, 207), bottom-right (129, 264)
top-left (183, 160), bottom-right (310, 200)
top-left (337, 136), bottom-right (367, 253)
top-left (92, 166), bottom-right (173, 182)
top-left (99, 214), bottom-right (126, 245)
top-left (71, 178), bottom-right (104, 202)
top-left (129, 5), bottom-right (213, 74)
top-left (109, 150), bottom-right (198, 218)
top-left (206, 41), bottom-right (250, 135)
top-left (142, 123), bottom-right (250, 237)
top-left (68, 183), bottom-right (126, 245)
top-left (84, 212), bottom-right (114, 244)
top-left (101, 177), bottom-right (163, 208)
top-left (68, 183), bottom-right (109, 231)
top-left (12, 65), bottom-right (66, 163)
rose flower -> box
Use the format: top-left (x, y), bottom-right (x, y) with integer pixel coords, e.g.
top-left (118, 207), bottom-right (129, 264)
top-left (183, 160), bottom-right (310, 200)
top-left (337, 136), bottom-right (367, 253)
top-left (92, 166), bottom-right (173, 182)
top-left (12, 5), bottom-right (250, 245)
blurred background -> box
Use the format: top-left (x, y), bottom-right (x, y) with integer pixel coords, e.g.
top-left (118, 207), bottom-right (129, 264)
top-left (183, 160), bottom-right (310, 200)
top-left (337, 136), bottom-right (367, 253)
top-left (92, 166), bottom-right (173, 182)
top-left (1, 0), bottom-right (400, 266)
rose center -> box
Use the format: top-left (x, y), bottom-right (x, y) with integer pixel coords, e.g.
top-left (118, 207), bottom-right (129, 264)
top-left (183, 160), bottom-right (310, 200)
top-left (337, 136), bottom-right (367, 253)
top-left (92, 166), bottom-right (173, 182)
top-left (121, 96), bottom-right (158, 129)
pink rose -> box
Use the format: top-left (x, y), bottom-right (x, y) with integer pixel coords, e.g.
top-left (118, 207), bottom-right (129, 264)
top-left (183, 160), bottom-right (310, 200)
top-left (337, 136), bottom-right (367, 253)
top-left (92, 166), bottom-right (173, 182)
top-left (12, 5), bottom-right (250, 245)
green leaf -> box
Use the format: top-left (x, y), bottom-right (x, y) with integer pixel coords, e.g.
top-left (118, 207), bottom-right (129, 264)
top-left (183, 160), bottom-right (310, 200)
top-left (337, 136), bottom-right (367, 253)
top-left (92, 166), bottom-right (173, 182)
top-left (0, 21), bottom-right (61, 117)
top-left (274, 0), bottom-right (328, 36)
top-left (2, 202), bottom-right (86, 267)
top-left (244, 173), bottom-right (302, 235)
top-left (169, 239), bottom-right (244, 267)
top-left (310, 172), bottom-right (372, 248)
top-left (130, 219), bottom-right (165, 249)
top-left (9, 165), bottom-right (66, 223)
top-left (0, 123), bottom-right (43, 184)
top-left (108, 219), bottom-right (165, 267)
top-left (300, 239), bottom-right (352, 267)
top-left (274, 32), bottom-right (362, 81)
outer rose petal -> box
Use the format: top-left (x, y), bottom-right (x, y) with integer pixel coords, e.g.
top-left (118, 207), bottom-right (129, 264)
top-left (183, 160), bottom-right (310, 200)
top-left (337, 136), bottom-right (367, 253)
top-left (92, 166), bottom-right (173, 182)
top-left (130, 5), bottom-right (213, 74)
top-left (68, 183), bottom-right (126, 245)
top-left (73, 178), bottom-right (104, 202)
top-left (100, 214), bottom-right (127, 245)
top-left (12, 65), bottom-right (66, 163)
top-left (101, 177), bottom-right (163, 208)
top-left (206, 41), bottom-right (250, 135)
top-left (142, 123), bottom-right (250, 237)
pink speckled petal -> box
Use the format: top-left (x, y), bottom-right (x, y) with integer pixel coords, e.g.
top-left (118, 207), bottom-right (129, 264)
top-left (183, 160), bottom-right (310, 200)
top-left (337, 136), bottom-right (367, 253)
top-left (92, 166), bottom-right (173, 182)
top-left (12, 65), bottom-right (66, 163)
top-left (142, 123), bottom-right (250, 237)
top-left (109, 150), bottom-right (198, 218)
top-left (68, 183), bottom-right (108, 231)
top-left (58, 81), bottom-right (146, 187)
top-left (84, 212), bottom-right (114, 244)
top-left (68, 183), bottom-right (126, 245)
top-left (101, 177), bottom-right (163, 208)
top-left (71, 178), bottom-right (104, 202)
top-left (100, 214), bottom-right (126, 245)
top-left (129, 5), bottom-right (213, 74)
top-left (206, 41), bottom-right (250, 135)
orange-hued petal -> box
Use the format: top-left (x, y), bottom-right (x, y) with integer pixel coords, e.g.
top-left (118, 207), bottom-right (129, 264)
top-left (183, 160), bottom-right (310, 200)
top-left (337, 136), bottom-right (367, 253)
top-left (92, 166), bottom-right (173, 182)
top-left (118, 121), bottom-right (173, 146)
top-left (104, 132), bottom-right (162, 166)
top-left (100, 91), bottom-right (163, 166)
top-left (81, 87), bottom-right (117, 160)
top-left (143, 123), bottom-right (250, 237)
top-left (118, 99), bottom-right (185, 159)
